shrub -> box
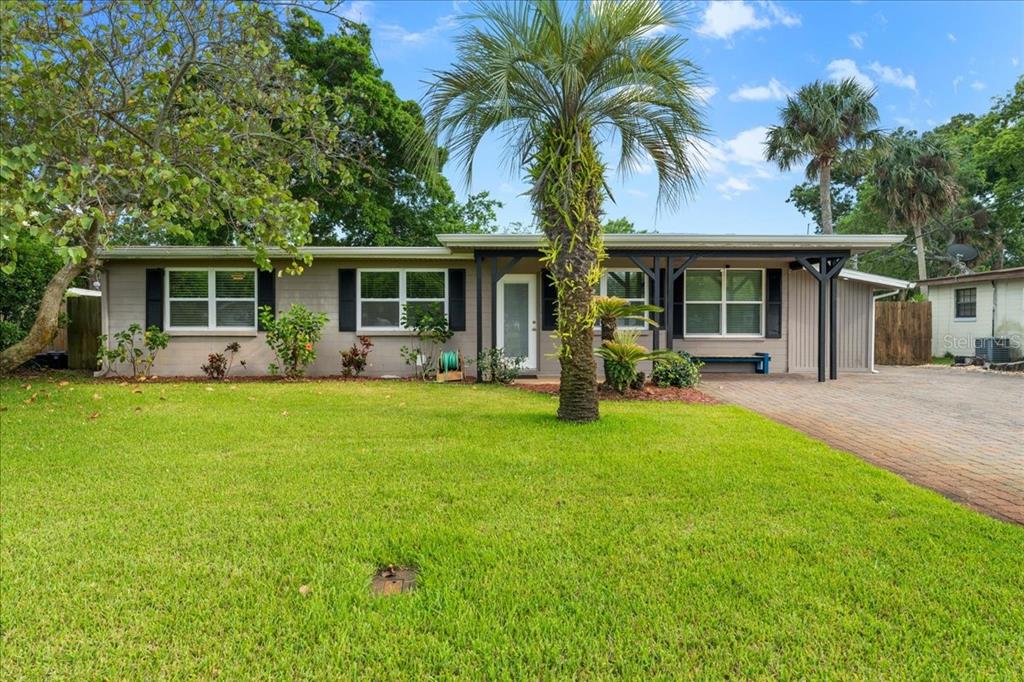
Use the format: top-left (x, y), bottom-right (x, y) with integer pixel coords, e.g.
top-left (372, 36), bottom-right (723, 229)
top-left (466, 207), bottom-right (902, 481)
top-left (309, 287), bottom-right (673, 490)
top-left (593, 329), bottom-right (677, 393)
top-left (399, 302), bottom-right (454, 380)
top-left (651, 351), bottom-right (703, 388)
top-left (96, 324), bottom-right (170, 378)
top-left (201, 342), bottom-right (244, 380)
top-left (473, 348), bottom-right (525, 384)
top-left (0, 319), bottom-right (25, 351)
top-left (259, 305), bottom-right (328, 378)
top-left (340, 335), bottom-right (373, 377)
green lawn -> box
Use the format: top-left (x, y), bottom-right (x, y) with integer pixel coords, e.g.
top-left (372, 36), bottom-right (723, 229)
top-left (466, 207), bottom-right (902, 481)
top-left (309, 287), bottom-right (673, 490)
top-left (2, 377), bottom-right (1022, 679)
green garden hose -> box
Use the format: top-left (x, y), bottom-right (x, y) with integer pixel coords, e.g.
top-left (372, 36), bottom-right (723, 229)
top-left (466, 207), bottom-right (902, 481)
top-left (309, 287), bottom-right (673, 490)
top-left (439, 351), bottom-right (460, 373)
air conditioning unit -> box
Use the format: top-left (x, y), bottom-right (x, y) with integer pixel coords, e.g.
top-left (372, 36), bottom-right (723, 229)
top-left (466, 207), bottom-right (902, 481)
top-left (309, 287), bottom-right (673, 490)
top-left (974, 337), bottom-right (1014, 363)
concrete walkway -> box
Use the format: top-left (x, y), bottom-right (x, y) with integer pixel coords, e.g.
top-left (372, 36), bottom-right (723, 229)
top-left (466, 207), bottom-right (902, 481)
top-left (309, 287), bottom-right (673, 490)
top-left (703, 366), bottom-right (1024, 524)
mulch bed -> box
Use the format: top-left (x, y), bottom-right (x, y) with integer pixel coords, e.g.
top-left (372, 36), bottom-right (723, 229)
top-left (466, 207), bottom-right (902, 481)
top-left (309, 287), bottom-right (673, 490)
top-left (517, 382), bottom-right (717, 404)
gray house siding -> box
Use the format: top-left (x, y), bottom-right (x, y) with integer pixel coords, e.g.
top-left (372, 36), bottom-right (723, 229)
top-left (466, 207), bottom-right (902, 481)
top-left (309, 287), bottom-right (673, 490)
top-left (101, 255), bottom-right (877, 378)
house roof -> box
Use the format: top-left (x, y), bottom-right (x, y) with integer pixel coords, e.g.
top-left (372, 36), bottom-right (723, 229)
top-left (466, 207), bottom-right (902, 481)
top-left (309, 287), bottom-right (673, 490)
top-left (838, 269), bottom-right (912, 290)
top-left (436, 233), bottom-right (905, 253)
top-left (98, 246), bottom-right (467, 260)
top-left (917, 266), bottom-right (1024, 287)
top-left (99, 233), bottom-right (905, 260)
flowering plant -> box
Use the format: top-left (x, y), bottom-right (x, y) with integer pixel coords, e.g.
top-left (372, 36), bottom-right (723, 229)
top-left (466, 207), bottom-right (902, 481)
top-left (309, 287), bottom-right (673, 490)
top-left (258, 305), bottom-right (328, 378)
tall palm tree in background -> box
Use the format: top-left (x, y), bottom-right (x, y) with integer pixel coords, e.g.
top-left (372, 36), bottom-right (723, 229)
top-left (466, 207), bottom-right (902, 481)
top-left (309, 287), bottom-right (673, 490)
top-left (424, 0), bottom-right (708, 422)
top-left (764, 79), bottom-right (883, 234)
top-left (871, 134), bottom-right (961, 290)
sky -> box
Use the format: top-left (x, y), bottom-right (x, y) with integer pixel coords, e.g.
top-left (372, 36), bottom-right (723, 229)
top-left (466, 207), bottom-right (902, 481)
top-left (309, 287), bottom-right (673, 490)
top-left (327, 0), bottom-right (1023, 235)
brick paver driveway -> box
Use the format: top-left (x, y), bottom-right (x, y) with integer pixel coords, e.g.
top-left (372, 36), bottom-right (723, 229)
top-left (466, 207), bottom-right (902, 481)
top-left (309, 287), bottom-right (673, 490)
top-left (703, 366), bottom-right (1023, 524)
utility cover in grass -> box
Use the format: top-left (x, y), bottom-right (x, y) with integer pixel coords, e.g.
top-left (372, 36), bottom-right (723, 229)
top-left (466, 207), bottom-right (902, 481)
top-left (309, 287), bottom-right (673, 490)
top-left (372, 566), bottom-right (417, 595)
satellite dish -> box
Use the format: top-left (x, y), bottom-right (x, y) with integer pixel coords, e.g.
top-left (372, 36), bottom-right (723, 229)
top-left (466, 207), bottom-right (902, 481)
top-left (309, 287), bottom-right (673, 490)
top-left (947, 243), bottom-right (979, 263)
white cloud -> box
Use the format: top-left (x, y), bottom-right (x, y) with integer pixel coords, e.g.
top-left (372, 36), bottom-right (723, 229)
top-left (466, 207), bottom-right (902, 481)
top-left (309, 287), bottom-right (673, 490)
top-left (728, 78), bottom-right (790, 102)
top-left (762, 1), bottom-right (801, 27)
top-left (696, 1), bottom-right (800, 40)
top-left (625, 189), bottom-right (649, 199)
top-left (716, 177), bottom-right (753, 200)
top-left (692, 84), bottom-right (719, 102)
top-left (1012, 57), bottom-right (1020, 67)
top-left (953, 75), bottom-right (964, 93)
top-left (970, 80), bottom-right (986, 91)
top-left (341, 0), bottom-right (373, 23)
top-left (826, 59), bottom-right (874, 90)
top-left (721, 126), bottom-right (771, 168)
top-left (377, 13), bottom-right (458, 46)
top-left (635, 162), bottom-right (654, 176)
top-left (697, 1), bottom-right (768, 39)
top-left (894, 117), bottom-right (914, 127)
top-left (848, 32), bottom-right (865, 50)
top-left (867, 62), bottom-right (917, 90)
top-left (947, 32), bottom-right (957, 43)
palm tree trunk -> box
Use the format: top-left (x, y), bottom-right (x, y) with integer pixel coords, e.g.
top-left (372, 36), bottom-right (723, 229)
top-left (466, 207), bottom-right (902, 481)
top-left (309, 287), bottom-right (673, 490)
top-left (913, 224), bottom-right (929, 295)
top-left (600, 320), bottom-right (615, 385)
top-left (0, 261), bottom-right (87, 373)
top-left (818, 159), bottom-right (833, 234)
top-left (533, 123), bottom-right (604, 423)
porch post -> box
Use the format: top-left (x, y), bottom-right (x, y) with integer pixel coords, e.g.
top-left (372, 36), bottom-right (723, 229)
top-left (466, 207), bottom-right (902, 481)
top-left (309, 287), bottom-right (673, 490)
top-left (490, 257), bottom-right (498, 352)
top-left (475, 252), bottom-right (483, 368)
top-left (665, 255), bottom-right (673, 352)
top-left (652, 256), bottom-right (660, 351)
top-left (817, 256), bottom-right (827, 383)
top-left (829, 267), bottom-right (839, 380)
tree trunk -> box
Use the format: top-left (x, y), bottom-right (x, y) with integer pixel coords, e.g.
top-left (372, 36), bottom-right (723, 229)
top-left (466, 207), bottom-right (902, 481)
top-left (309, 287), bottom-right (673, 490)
top-left (0, 261), bottom-right (88, 373)
top-left (532, 123), bottom-right (604, 423)
top-left (818, 160), bottom-right (833, 234)
top-left (600, 320), bottom-right (615, 385)
top-left (913, 224), bottom-right (929, 295)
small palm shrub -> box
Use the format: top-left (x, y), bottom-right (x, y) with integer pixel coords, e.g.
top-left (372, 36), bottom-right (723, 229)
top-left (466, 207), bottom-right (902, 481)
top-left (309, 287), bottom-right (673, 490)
top-left (594, 329), bottom-right (677, 393)
top-left (651, 351), bottom-right (703, 388)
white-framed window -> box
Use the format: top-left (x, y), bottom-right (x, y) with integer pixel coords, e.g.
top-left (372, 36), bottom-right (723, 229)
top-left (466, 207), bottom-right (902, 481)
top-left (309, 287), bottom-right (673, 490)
top-left (596, 269), bottom-right (649, 328)
top-left (684, 268), bottom-right (764, 337)
top-left (358, 269), bottom-right (447, 330)
top-left (166, 268), bottom-right (257, 331)
top-left (954, 287), bottom-right (977, 320)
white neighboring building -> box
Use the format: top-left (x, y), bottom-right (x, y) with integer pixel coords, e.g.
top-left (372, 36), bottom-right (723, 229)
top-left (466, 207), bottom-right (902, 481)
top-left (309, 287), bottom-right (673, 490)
top-left (922, 267), bottom-right (1024, 359)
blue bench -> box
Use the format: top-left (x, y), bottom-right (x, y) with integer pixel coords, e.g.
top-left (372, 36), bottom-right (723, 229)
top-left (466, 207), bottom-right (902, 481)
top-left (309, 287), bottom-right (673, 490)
top-left (694, 352), bottom-right (771, 375)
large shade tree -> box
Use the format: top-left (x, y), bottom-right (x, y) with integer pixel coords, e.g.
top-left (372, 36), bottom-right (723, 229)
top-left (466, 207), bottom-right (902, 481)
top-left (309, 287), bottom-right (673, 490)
top-left (424, 0), bottom-right (708, 422)
top-left (0, 1), bottom-right (351, 372)
top-left (764, 79), bottom-right (883, 234)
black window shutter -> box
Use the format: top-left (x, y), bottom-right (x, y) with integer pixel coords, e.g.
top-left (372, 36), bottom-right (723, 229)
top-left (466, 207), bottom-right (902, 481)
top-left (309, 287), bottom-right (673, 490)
top-left (257, 269), bottom-right (276, 331)
top-left (766, 268), bottom-right (783, 338)
top-left (672, 273), bottom-right (685, 338)
top-left (145, 268), bottom-right (164, 330)
top-left (338, 268), bottom-right (357, 331)
top-left (448, 269), bottom-right (466, 331)
top-left (541, 269), bottom-right (558, 331)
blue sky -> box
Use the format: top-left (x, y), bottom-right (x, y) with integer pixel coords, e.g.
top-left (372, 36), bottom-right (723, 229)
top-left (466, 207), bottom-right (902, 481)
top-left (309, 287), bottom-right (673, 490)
top-left (330, 0), bottom-right (1023, 235)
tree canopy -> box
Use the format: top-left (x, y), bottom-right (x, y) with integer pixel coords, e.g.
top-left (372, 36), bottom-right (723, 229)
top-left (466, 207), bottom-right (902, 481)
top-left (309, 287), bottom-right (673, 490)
top-left (0, 0), bottom-right (352, 369)
top-left (282, 15), bottom-right (501, 245)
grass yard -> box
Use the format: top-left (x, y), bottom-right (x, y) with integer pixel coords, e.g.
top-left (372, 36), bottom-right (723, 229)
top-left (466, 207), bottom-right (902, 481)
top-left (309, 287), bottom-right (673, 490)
top-left (1, 377), bottom-right (1022, 678)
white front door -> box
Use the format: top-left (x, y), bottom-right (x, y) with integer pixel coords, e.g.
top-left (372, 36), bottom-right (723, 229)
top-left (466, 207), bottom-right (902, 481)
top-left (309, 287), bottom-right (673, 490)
top-left (496, 274), bottom-right (538, 370)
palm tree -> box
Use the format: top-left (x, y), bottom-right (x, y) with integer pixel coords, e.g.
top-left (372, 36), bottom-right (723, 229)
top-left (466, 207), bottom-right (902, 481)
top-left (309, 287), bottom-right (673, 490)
top-left (593, 295), bottom-right (661, 383)
top-left (871, 134), bottom-right (961, 291)
top-left (424, 0), bottom-right (708, 422)
top-left (764, 79), bottom-right (883, 234)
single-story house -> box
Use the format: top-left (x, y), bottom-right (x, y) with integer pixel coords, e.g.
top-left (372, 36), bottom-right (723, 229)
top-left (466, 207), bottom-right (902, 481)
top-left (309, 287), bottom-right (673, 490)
top-left (96, 233), bottom-right (908, 381)
top-left (922, 266), bottom-right (1024, 361)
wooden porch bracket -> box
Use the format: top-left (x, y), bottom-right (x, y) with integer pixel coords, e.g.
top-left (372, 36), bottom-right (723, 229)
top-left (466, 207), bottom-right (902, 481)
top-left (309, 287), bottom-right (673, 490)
top-left (795, 255), bottom-right (849, 382)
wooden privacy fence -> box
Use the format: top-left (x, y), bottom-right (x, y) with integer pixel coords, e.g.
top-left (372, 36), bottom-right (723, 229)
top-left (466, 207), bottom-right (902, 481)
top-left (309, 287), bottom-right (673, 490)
top-left (875, 301), bottom-right (931, 365)
top-left (66, 295), bottom-right (101, 369)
